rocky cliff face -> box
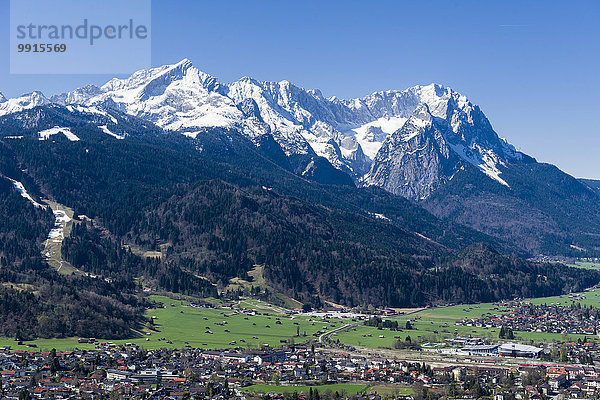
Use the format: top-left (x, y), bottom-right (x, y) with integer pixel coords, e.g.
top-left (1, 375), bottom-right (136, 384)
top-left (362, 104), bottom-right (462, 199)
top-left (43, 60), bottom-right (524, 185)
top-left (362, 86), bottom-right (525, 200)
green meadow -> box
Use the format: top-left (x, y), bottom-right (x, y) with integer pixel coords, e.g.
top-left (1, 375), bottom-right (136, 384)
top-left (335, 289), bottom-right (600, 349)
top-left (242, 383), bottom-right (413, 396)
top-left (0, 296), bottom-right (348, 352)
top-left (567, 261), bottom-right (600, 271)
top-left (527, 290), bottom-right (600, 307)
top-left (242, 384), bottom-right (368, 395)
top-left (368, 386), bottom-right (414, 396)
top-left (3, 288), bottom-right (600, 352)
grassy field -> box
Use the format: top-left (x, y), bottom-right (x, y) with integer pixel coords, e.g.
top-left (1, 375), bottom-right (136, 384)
top-left (527, 290), bottom-right (600, 307)
top-left (567, 262), bottom-right (600, 270)
top-left (335, 302), bottom-right (517, 349)
top-left (368, 386), bottom-right (414, 396)
top-left (3, 287), bottom-right (600, 352)
top-left (242, 383), bottom-right (413, 396)
top-left (335, 289), bottom-right (600, 349)
top-left (0, 296), bottom-right (348, 352)
top-left (242, 383), bottom-right (369, 395)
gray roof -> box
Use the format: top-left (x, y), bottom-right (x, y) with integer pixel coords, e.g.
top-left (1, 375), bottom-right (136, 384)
top-left (462, 345), bottom-right (499, 351)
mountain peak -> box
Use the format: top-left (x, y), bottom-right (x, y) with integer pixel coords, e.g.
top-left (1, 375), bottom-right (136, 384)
top-left (361, 81), bottom-right (526, 200)
top-left (0, 92), bottom-right (5, 103)
top-left (0, 91), bottom-right (49, 117)
top-left (51, 84), bottom-right (102, 105)
top-left (175, 58), bottom-right (193, 68)
top-left (237, 76), bottom-right (260, 85)
top-left (27, 90), bottom-right (46, 97)
top-left (418, 82), bottom-right (448, 91)
top-left (101, 58), bottom-right (201, 93)
top-left (409, 83), bottom-right (457, 97)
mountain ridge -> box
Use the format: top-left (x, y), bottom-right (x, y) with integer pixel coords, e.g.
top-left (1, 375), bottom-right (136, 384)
top-left (3, 60), bottom-right (510, 182)
top-left (2, 59), bottom-right (599, 256)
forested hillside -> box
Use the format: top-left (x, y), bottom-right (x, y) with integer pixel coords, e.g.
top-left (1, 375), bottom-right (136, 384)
top-left (1, 107), bottom-right (599, 339)
top-left (0, 176), bottom-right (145, 339)
top-left (424, 162), bottom-right (600, 256)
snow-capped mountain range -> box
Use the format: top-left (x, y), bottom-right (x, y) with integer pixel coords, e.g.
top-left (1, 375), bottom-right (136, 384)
top-left (0, 59), bottom-right (525, 199)
top-left (0, 90), bottom-right (49, 116)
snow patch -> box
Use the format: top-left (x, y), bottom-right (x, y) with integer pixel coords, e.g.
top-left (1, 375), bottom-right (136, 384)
top-left (345, 116), bottom-right (408, 159)
top-left (47, 210), bottom-right (71, 240)
top-left (414, 232), bottom-right (435, 243)
top-left (449, 142), bottom-right (510, 187)
top-left (99, 125), bottom-right (125, 139)
top-left (369, 212), bottom-right (390, 221)
top-left (7, 178), bottom-right (45, 208)
top-left (44, 209), bottom-right (72, 270)
top-left (38, 126), bottom-right (80, 141)
top-left (68, 104), bottom-right (119, 124)
top-left (570, 244), bottom-right (585, 252)
top-left (182, 131), bottom-right (201, 138)
top-left (301, 160), bottom-right (316, 176)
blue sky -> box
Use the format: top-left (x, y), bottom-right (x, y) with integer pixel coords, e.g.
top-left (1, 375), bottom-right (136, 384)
top-left (1, 0), bottom-right (599, 178)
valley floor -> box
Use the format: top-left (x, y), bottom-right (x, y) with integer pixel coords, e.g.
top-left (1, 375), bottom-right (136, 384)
top-left (3, 288), bottom-right (600, 354)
